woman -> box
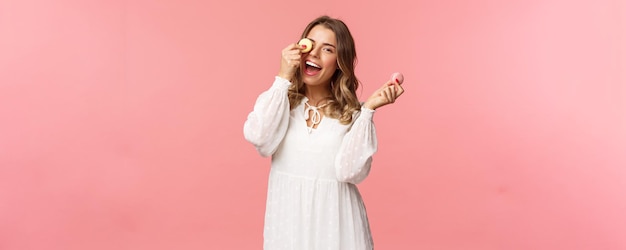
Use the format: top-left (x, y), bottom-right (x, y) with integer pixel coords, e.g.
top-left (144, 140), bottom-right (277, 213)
top-left (244, 15), bottom-right (404, 250)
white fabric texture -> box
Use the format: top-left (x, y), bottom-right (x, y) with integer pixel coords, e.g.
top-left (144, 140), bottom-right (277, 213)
top-left (244, 77), bottom-right (378, 250)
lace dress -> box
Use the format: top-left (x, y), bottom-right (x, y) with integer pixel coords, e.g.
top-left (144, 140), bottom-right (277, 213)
top-left (244, 77), bottom-right (378, 250)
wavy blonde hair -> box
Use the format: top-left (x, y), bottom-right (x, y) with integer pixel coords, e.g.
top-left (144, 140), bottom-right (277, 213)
top-left (288, 16), bottom-right (361, 125)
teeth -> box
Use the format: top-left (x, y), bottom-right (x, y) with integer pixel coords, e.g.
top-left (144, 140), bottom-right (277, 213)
top-left (306, 61), bottom-right (321, 69)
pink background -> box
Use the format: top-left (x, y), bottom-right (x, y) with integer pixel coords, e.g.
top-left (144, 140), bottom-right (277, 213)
top-left (1, 0), bottom-right (625, 249)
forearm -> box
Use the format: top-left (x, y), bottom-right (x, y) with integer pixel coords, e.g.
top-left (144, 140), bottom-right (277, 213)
top-left (243, 76), bottom-right (291, 157)
top-left (334, 107), bottom-right (378, 184)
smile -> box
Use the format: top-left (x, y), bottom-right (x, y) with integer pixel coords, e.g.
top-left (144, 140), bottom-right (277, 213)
top-left (304, 61), bottom-right (322, 76)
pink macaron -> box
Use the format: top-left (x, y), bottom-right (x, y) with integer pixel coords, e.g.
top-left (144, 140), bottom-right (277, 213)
top-left (391, 72), bottom-right (404, 85)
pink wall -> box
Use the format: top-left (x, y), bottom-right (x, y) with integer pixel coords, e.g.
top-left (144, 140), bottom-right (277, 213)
top-left (1, 0), bottom-right (624, 249)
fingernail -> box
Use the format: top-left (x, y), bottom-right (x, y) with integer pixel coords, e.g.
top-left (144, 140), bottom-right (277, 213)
top-left (395, 78), bottom-right (400, 84)
top-left (302, 45), bottom-right (307, 48)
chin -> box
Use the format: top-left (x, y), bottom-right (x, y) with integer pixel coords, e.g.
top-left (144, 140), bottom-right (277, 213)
top-left (302, 75), bottom-right (332, 87)
top-left (304, 80), bottom-right (330, 87)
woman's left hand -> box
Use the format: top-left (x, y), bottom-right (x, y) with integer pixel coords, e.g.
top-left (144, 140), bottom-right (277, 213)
top-left (363, 80), bottom-right (405, 110)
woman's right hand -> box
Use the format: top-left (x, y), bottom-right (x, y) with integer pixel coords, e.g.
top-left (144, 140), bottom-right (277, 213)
top-left (278, 43), bottom-right (305, 82)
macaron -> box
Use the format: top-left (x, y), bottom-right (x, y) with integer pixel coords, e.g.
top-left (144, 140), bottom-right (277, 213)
top-left (298, 38), bottom-right (313, 53)
top-left (391, 72), bottom-right (404, 85)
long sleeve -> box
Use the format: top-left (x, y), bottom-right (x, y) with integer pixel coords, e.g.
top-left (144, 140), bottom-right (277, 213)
top-left (243, 76), bottom-right (291, 157)
top-left (334, 107), bottom-right (378, 184)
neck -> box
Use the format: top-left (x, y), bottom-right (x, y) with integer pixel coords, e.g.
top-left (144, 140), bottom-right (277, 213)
top-left (305, 84), bottom-right (332, 105)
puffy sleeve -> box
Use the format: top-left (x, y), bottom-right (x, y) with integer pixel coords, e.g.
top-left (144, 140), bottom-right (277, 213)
top-left (334, 107), bottom-right (378, 184)
top-left (243, 76), bottom-right (291, 157)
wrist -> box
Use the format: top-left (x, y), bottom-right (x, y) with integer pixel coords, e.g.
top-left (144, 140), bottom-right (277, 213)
top-left (363, 101), bottom-right (377, 110)
top-left (273, 76), bottom-right (292, 88)
top-left (277, 74), bottom-right (289, 81)
top-left (277, 70), bottom-right (294, 82)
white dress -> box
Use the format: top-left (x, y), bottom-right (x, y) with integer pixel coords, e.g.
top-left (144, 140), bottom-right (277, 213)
top-left (244, 77), bottom-right (378, 250)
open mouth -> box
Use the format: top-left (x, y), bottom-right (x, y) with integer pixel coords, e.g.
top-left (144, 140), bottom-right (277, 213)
top-left (304, 61), bottom-right (322, 75)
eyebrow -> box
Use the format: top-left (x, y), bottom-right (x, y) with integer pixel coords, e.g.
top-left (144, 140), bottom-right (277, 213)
top-left (307, 38), bottom-right (336, 48)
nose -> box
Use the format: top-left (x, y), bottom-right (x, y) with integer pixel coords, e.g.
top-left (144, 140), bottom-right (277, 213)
top-left (308, 44), bottom-right (320, 57)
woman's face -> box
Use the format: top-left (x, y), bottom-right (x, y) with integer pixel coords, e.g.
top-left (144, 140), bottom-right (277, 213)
top-left (301, 25), bottom-right (338, 87)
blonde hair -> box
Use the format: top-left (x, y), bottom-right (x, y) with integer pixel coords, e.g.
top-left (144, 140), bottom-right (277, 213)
top-left (288, 16), bottom-right (361, 125)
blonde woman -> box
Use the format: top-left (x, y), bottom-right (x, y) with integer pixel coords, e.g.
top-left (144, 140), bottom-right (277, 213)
top-left (244, 16), bottom-right (405, 250)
